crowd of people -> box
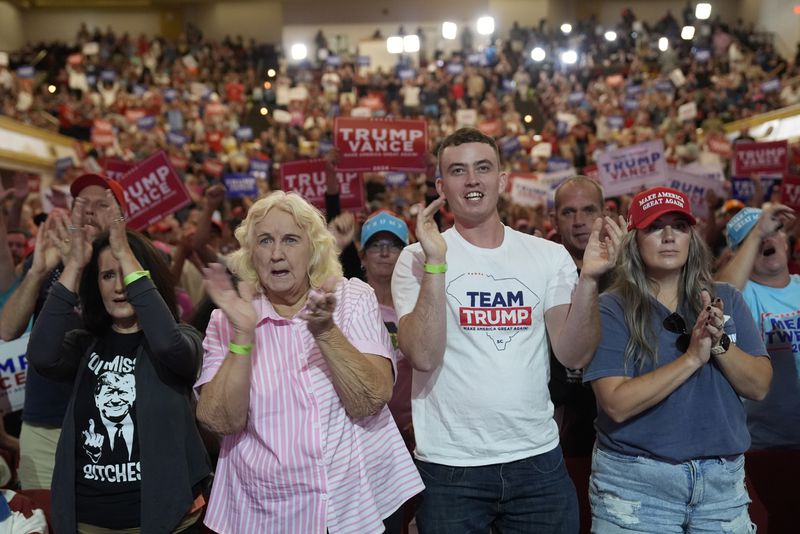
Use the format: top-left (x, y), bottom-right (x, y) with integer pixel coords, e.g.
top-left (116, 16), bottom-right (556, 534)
top-left (0, 6), bottom-right (798, 533)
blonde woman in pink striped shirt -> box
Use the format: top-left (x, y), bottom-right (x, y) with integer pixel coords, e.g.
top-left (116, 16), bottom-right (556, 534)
top-left (195, 191), bottom-right (423, 534)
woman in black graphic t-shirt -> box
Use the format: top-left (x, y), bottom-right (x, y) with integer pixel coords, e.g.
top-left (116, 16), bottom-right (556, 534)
top-left (28, 190), bottom-right (210, 534)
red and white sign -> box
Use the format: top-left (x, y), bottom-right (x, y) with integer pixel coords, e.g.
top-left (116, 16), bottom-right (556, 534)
top-left (584, 164), bottom-right (600, 182)
top-left (205, 102), bottom-right (225, 116)
top-left (91, 119), bottom-right (115, 148)
top-left (707, 136), bottom-right (733, 158)
top-left (170, 154), bottom-right (189, 171)
top-left (120, 151), bottom-right (192, 230)
top-left (202, 159), bottom-right (224, 177)
top-left (477, 119), bottom-right (501, 138)
top-left (101, 158), bottom-right (134, 181)
top-left (125, 109), bottom-right (146, 123)
top-left (781, 175), bottom-right (800, 211)
top-left (334, 117), bottom-right (427, 172)
top-left (280, 159), bottom-right (364, 212)
top-left (733, 140), bottom-right (788, 176)
top-left (359, 94), bottom-right (384, 111)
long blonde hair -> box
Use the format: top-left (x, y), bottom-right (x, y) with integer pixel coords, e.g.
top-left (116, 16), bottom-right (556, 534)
top-left (226, 191), bottom-right (343, 292)
top-left (610, 228), bottom-right (713, 369)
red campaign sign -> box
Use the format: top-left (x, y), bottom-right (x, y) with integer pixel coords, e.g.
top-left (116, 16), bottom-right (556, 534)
top-left (359, 94), bottom-right (384, 111)
top-left (91, 119), bottom-right (115, 148)
top-left (334, 117), bottom-right (427, 172)
top-left (202, 159), bottom-right (224, 177)
top-left (170, 154), bottom-right (189, 171)
top-left (280, 159), bottom-right (364, 212)
top-left (101, 158), bottom-right (134, 181)
top-left (707, 137), bottom-right (733, 158)
top-left (733, 140), bottom-right (788, 176)
top-left (583, 164), bottom-right (600, 182)
top-left (119, 151), bottom-right (192, 231)
top-left (205, 102), bottom-right (225, 116)
top-left (125, 109), bottom-right (146, 123)
top-left (781, 175), bottom-right (800, 211)
top-left (477, 119), bottom-right (501, 138)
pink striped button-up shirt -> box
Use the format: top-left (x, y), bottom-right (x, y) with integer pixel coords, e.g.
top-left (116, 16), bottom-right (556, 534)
top-left (196, 278), bottom-right (423, 534)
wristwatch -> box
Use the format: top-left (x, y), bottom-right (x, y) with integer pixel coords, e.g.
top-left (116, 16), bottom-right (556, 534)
top-left (711, 334), bottom-right (731, 356)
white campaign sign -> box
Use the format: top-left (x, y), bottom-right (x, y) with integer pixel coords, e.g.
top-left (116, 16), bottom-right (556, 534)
top-left (0, 333), bottom-right (29, 414)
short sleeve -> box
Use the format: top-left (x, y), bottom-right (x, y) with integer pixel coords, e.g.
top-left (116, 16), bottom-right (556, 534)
top-left (391, 245), bottom-right (425, 320)
top-left (194, 308), bottom-right (229, 394)
top-left (720, 283), bottom-right (768, 358)
top-left (583, 294), bottom-right (634, 382)
top-left (544, 245), bottom-right (578, 311)
top-left (339, 279), bottom-right (396, 379)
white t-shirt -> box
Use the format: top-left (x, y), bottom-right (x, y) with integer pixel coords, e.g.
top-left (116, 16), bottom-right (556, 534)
top-left (392, 226), bottom-right (577, 466)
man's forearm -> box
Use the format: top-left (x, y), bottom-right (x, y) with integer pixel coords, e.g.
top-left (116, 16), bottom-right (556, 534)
top-left (553, 276), bottom-right (600, 369)
top-left (0, 269), bottom-right (46, 340)
top-left (716, 232), bottom-right (761, 290)
top-left (397, 272), bottom-right (447, 372)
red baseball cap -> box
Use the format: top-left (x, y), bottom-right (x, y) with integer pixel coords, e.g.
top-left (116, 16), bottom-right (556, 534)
top-left (69, 173), bottom-right (127, 214)
top-left (627, 186), bottom-right (696, 231)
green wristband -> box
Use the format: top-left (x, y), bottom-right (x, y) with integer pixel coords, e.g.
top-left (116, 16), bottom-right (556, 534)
top-left (423, 263), bottom-right (447, 274)
top-left (229, 342), bottom-right (253, 355)
top-left (123, 270), bottom-right (151, 286)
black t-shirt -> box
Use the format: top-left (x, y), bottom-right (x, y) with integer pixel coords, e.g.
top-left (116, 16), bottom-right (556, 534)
top-left (74, 330), bottom-right (143, 529)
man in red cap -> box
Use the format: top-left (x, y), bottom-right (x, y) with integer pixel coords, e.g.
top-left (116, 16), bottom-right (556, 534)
top-left (0, 172), bottom-right (126, 490)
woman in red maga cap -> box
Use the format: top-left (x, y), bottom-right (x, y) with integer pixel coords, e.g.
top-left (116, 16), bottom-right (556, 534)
top-left (583, 187), bottom-right (771, 533)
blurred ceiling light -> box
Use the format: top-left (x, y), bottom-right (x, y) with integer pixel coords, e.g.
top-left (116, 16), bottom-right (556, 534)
top-left (561, 23), bottom-right (572, 34)
top-left (681, 26), bottom-right (696, 40)
top-left (658, 37), bottom-right (669, 51)
top-left (290, 43), bottom-right (307, 60)
top-left (403, 35), bottom-right (420, 53)
top-left (531, 47), bottom-right (546, 62)
top-left (477, 16), bottom-right (495, 36)
top-left (696, 3), bottom-right (712, 20)
top-left (561, 50), bottom-right (578, 65)
top-left (386, 36), bottom-right (404, 54)
top-left (442, 21), bottom-right (457, 40)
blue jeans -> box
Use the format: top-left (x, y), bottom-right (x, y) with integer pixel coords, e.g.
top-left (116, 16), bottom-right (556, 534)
top-left (590, 446), bottom-right (756, 533)
top-left (415, 445), bottom-right (579, 534)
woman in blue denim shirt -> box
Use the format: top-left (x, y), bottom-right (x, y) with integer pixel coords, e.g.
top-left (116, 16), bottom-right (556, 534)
top-left (583, 187), bottom-right (772, 533)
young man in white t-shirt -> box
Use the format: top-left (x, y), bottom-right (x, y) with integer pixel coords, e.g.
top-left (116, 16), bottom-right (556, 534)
top-left (392, 128), bottom-right (618, 533)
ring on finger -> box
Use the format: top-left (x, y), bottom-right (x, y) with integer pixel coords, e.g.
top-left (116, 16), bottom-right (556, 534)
top-left (68, 225), bottom-right (79, 233)
top-left (113, 216), bottom-right (126, 223)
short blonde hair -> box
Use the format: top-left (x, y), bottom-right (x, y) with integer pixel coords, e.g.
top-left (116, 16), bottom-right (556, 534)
top-left (226, 191), bottom-right (343, 291)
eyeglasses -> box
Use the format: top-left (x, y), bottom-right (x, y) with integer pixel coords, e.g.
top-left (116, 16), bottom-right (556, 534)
top-left (365, 240), bottom-right (403, 255)
top-left (663, 312), bottom-right (690, 353)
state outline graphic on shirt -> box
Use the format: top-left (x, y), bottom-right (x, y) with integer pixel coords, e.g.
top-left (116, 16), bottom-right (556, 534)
top-left (446, 272), bottom-right (539, 351)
